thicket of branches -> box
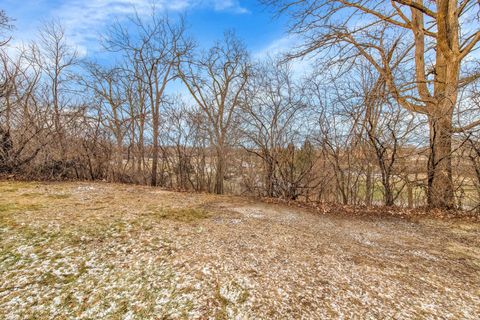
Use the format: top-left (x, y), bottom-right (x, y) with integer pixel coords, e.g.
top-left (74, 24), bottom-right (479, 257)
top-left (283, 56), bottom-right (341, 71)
top-left (1, 3), bottom-right (479, 211)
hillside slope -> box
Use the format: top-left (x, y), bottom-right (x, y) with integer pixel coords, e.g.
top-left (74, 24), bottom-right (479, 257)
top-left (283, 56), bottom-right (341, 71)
top-left (1, 181), bottom-right (479, 319)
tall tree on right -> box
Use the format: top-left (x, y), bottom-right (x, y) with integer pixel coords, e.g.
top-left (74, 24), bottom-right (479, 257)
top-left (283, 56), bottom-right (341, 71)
top-left (264, 0), bottom-right (480, 209)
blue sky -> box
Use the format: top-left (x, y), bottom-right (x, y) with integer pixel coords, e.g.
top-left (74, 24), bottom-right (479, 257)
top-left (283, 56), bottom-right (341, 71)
top-left (1, 0), bottom-right (294, 59)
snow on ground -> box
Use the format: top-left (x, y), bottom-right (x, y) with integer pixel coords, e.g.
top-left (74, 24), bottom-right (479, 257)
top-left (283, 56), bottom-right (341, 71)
top-left (0, 181), bottom-right (479, 319)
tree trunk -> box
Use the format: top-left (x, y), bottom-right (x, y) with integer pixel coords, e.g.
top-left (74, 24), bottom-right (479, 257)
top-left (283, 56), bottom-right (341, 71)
top-left (427, 113), bottom-right (454, 209)
top-left (199, 151), bottom-right (207, 192)
top-left (407, 182), bottom-right (413, 209)
top-left (428, 44), bottom-right (458, 209)
top-left (137, 118), bottom-right (145, 184)
top-left (115, 135), bottom-right (123, 182)
top-left (265, 159), bottom-right (275, 197)
top-left (0, 127), bottom-right (13, 173)
top-left (470, 152), bottom-right (480, 214)
top-left (384, 184), bottom-right (394, 207)
top-left (214, 147), bottom-right (225, 194)
top-left (151, 115), bottom-right (159, 187)
top-left (365, 164), bottom-right (372, 206)
top-left (426, 2), bottom-right (459, 209)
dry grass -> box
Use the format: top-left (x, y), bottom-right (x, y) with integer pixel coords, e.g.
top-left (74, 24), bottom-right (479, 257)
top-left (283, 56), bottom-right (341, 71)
top-left (0, 180), bottom-right (479, 319)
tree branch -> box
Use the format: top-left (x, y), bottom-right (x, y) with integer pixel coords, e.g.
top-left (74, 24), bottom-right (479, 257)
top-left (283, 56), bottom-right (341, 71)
top-left (453, 119), bottom-right (480, 133)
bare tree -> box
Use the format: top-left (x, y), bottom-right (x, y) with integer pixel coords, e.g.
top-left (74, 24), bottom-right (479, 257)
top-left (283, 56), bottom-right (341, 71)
top-left (264, 0), bottom-right (480, 209)
top-left (0, 9), bottom-right (12, 115)
top-left (363, 88), bottom-right (417, 206)
top-left (2, 4), bottom-right (478, 210)
top-left (84, 63), bottom-right (129, 181)
top-left (0, 10), bottom-right (12, 47)
top-left (346, 64), bottom-right (420, 206)
top-left (179, 31), bottom-right (250, 194)
top-left (0, 46), bottom-right (52, 175)
top-left (318, 115), bottom-right (362, 205)
top-left (465, 134), bottom-right (480, 212)
top-left (457, 81), bottom-right (480, 211)
top-left (241, 58), bottom-right (308, 197)
top-left (126, 56), bottom-right (149, 184)
top-left (273, 139), bottom-right (317, 200)
top-left (105, 12), bottom-right (192, 186)
top-left (34, 21), bottom-right (78, 162)
top-left (160, 99), bottom-right (197, 190)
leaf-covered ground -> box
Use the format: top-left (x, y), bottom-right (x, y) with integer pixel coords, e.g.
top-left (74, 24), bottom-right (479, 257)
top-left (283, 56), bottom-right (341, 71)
top-left (1, 181), bottom-right (479, 319)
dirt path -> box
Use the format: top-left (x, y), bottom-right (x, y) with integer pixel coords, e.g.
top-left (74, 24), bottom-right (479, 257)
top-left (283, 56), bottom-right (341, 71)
top-left (1, 181), bottom-right (479, 319)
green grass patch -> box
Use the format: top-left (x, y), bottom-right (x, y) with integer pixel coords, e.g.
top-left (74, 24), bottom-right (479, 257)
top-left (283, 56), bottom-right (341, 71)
top-left (85, 206), bottom-right (107, 211)
top-left (148, 206), bottom-right (211, 222)
top-left (21, 192), bottom-right (44, 197)
top-left (0, 203), bottom-right (17, 213)
top-left (0, 250), bottom-right (24, 268)
top-left (0, 181), bottom-right (34, 191)
top-left (0, 203), bottom-right (43, 213)
top-left (47, 193), bottom-right (71, 200)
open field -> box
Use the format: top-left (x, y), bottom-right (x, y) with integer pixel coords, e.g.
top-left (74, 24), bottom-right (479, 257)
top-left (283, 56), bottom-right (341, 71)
top-left (1, 181), bottom-right (479, 319)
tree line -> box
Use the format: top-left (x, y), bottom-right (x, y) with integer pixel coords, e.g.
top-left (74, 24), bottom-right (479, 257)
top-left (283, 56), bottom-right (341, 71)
top-left (0, 2), bottom-right (479, 211)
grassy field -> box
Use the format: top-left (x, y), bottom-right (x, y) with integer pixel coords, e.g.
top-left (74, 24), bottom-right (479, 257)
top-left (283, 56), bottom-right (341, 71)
top-left (1, 181), bottom-right (479, 319)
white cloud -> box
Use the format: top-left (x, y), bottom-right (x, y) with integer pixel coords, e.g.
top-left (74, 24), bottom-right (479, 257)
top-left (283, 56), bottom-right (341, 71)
top-left (211, 0), bottom-right (249, 14)
top-left (51, 0), bottom-right (173, 54)
top-left (253, 35), bottom-right (298, 60)
top-left (6, 0), bottom-right (249, 56)
top-left (253, 35), bottom-right (315, 77)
